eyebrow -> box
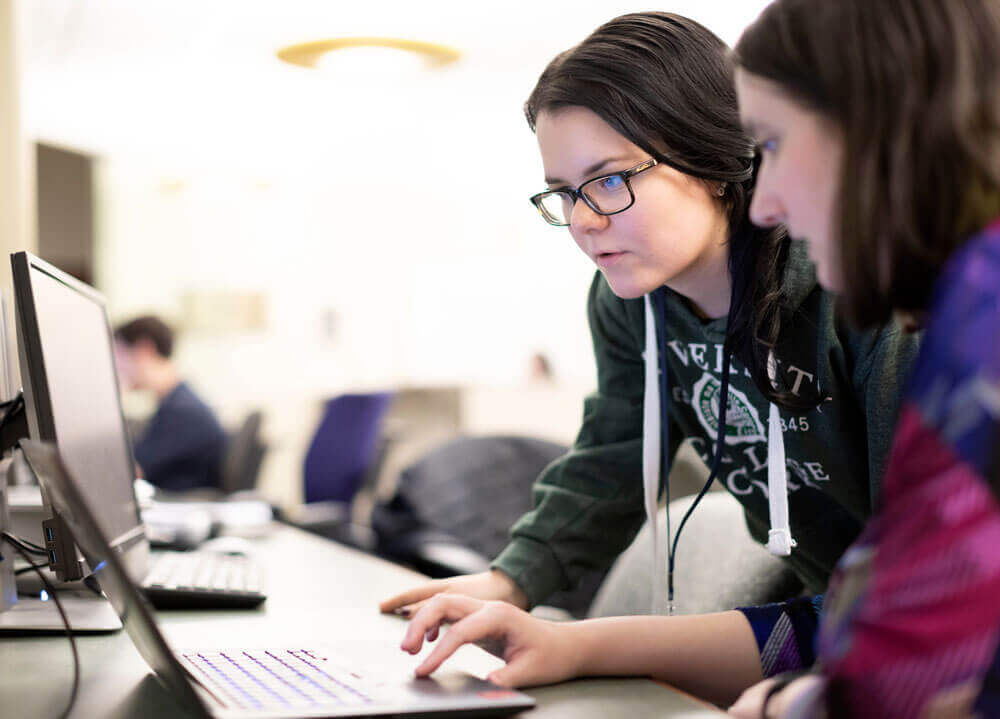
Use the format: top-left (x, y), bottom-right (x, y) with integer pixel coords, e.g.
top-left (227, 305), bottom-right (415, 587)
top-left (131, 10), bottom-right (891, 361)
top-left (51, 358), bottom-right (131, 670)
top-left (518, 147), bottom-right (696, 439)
top-left (544, 156), bottom-right (632, 187)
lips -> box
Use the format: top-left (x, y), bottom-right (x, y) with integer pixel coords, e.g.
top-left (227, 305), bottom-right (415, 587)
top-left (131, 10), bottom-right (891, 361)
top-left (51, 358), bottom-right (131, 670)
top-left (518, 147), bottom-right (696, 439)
top-left (594, 251), bottom-right (626, 268)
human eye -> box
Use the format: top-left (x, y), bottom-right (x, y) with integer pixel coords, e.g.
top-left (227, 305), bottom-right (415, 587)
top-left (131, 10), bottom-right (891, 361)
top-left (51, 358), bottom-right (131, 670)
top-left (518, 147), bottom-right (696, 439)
top-left (757, 137), bottom-right (780, 155)
top-left (596, 173), bottom-right (626, 192)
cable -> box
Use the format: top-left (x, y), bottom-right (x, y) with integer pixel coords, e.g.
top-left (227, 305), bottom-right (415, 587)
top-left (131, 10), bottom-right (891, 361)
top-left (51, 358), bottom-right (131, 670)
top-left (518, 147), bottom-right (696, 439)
top-left (4, 533), bottom-right (49, 557)
top-left (652, 288), bottom-right (736, 612)
top-left (2, 531), bottom-right (79, 719)
top-left (0, 393), bottom-right (24, 431)
top-left (82, 574), bottom-right (104, 599)
top-left (666, 352), bottom-right (732, 606)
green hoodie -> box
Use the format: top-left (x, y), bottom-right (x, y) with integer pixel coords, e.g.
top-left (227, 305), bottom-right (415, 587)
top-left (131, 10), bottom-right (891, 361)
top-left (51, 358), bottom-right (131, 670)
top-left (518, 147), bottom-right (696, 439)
top-left (492, 242), bottom-right (920, 608)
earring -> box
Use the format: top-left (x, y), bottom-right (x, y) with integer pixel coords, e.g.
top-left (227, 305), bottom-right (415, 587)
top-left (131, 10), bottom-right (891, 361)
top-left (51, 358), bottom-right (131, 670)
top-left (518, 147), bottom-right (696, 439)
top-left (717, 183), bottom-right (727, 197)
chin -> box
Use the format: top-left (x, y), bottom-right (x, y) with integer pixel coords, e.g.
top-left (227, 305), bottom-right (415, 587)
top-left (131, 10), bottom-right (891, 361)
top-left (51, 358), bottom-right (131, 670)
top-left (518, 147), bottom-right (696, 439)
top-left (601, 270), bottom-right (660, 300)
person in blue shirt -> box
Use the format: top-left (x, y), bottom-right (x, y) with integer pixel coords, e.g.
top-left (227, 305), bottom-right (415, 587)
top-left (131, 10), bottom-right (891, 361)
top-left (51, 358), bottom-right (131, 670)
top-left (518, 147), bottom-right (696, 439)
top-left (113, 315), bottom-right (226, 493)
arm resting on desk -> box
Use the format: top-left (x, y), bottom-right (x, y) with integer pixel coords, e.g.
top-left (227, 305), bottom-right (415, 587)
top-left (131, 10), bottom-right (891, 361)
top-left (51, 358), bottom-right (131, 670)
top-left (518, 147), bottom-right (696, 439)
top-left (568, 611), bottom-right (763, 707)
top-left (402, 594), bottom-right (762, 707)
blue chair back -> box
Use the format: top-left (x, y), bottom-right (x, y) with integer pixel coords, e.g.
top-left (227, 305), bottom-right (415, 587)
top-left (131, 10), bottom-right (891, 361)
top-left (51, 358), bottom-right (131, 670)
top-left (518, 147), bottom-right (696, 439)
top-left (303, 392), bottom-right (393, 504)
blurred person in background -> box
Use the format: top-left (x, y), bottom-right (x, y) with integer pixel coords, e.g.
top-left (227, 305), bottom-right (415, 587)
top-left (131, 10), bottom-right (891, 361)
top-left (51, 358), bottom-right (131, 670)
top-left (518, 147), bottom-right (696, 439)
top-left (526, 352), bottom-right (554, 383)
top-left (114, 315), bottom-right (226, 493)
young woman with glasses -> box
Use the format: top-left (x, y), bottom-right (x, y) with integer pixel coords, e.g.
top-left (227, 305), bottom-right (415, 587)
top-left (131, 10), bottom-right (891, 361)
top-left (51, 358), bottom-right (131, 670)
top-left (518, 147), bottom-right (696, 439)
top-left (382, 11), bottom-right (919, 706)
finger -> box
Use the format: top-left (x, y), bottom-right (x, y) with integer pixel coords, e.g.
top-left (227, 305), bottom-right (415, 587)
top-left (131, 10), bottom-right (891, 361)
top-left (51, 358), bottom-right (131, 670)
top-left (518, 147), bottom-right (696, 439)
top-left (415, 608), bottom-right (503, 677)
top-left (726, 700), bottom-right (757, 719)
top-left (486, 653), bottom-right (540, 689)
top-left (405, 586), bottom-right (470, 617)
top-left (380, 582), bottom-right (444, 614)
top-left (396, 599), bottom-right (431, 619)
top-left (727, 678), bottom-right (775, 718)
top-left (388, 603), bottom-right (418, 619)
top-left (400, 595), bottom-right (485, 654)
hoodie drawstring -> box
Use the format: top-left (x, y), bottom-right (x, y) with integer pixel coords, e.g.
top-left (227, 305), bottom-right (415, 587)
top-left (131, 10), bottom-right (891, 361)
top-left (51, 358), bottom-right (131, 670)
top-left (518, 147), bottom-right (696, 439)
top-left (641, 295), bottom-right (665, 613)
top-left (643, 293), bottom-right (730, 614)
top-left (766, 351), bottom-right (796, 556)
top-left (642, 294), bottom-right (795, 615)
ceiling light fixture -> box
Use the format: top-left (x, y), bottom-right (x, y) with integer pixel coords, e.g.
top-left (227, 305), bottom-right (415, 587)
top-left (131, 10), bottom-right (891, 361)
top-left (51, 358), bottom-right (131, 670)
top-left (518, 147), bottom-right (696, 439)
top-left (276, 37), bottom-right (461, 69)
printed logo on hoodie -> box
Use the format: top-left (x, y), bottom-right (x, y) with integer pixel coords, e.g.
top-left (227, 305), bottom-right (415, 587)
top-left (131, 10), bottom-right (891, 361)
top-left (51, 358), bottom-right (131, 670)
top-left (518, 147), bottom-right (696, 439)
top-left (692, 372), bottom-right (766, 445)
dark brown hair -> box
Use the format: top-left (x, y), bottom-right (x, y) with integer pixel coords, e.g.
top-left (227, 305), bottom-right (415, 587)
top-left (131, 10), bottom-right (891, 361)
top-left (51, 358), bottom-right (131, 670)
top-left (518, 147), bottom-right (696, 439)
top-left (735, 0), bottom-right (1000, 326)
top-left (526, 11), bottom-right (800, 407)
top-left (114, 315), bottom-right (174, 358)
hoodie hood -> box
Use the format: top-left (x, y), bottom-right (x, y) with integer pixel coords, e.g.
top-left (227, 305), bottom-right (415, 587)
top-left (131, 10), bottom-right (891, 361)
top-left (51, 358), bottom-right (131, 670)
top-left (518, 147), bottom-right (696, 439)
top-left (779, 240), bottom-right (820, 314)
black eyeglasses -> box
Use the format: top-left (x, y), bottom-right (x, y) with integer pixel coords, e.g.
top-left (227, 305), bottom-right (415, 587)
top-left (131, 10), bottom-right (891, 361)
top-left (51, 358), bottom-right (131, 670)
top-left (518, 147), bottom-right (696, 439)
top-left (529, 158), bottom-right (659, 227)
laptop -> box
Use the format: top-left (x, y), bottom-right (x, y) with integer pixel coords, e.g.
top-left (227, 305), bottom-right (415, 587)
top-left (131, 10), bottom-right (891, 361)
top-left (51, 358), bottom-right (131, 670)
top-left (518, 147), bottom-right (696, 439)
top-left (20, 439), bottom-right (535, 718)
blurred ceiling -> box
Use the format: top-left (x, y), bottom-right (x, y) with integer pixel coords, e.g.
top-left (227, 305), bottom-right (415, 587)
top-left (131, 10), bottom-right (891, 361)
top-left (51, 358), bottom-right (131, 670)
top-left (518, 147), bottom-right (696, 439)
top-left (19, 0), bottom-right (770, 172)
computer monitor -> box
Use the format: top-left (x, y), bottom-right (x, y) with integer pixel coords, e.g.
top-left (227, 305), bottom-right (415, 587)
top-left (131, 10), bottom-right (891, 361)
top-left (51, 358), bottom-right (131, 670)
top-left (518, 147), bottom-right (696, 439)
top-left (0, 291), bottom-right (28, 457)
top-left (11, 251), bottom-right (149, 581)
top-left (0, 292), bottom-right (20, 404)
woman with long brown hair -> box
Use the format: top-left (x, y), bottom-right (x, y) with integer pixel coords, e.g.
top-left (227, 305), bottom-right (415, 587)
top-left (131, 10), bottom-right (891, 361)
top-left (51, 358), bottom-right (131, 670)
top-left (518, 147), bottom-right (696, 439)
top-left (728, 0), bottom-right (1000, 715)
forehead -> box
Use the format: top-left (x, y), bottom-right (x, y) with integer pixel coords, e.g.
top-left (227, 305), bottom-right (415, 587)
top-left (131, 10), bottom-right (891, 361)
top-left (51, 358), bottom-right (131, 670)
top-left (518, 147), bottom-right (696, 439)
top-left (535, 106), bottom-right (625, 141)
top-left (735, 69), bottom-right (831, 137)
top-left (735, 69), bottom-right (792, 127)
top-left (534, 107), bottom-right (644, 178)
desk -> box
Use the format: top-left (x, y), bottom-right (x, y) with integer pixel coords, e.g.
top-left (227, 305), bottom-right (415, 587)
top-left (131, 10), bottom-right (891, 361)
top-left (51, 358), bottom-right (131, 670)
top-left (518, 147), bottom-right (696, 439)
top-left (0, 524), bottom-right (724, 718)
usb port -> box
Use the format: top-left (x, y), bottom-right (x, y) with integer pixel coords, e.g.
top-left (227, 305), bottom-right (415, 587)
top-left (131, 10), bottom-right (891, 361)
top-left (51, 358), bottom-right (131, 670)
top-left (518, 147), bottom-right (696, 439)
top-left (44, 527), bottom-right (54, 541)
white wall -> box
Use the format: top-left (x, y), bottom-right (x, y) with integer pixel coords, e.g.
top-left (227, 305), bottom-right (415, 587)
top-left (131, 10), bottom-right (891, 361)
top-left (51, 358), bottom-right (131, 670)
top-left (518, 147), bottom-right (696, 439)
top-left (27, 0), bottom-right (775, 507)
top-left (1, 0), bottom-right (34, 384)
top-left (94, 98), bottom-right (598, 506)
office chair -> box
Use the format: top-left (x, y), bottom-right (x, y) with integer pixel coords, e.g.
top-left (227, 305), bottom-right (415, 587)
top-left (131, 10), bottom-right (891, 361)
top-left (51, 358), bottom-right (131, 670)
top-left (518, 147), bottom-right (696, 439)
top-left (303, 392), bottom-right (393, 504)
top-left (293, 392), bottom-right (394, 549)
top-left (220, 410), bottom-right (266, 495)
top-left (370, 434), bottom-right (603, 615)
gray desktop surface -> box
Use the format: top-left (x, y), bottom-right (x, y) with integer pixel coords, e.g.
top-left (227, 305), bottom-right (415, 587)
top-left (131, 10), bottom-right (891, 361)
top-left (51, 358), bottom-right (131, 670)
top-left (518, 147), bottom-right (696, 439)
top-left (0, 524), bottom-right (723, 718)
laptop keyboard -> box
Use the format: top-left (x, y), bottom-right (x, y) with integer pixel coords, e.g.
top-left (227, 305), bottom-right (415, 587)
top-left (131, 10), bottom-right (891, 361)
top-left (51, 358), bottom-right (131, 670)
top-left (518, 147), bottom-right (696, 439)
top-left (181, 649), bottom-right (373, 710)
top-left (142, 551), bottom-right (266, 609)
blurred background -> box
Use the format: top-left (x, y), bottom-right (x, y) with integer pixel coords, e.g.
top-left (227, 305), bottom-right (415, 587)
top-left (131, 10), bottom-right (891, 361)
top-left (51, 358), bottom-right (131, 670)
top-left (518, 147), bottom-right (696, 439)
top-left (0, 0), bottom-right (772, 513)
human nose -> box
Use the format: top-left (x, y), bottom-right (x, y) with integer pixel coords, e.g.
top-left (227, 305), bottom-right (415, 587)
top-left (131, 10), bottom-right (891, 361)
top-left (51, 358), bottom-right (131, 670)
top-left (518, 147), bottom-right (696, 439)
top-left (568, 196), bottom-right (609, 234)
top-left (748, 165), bottom-right (786, 229)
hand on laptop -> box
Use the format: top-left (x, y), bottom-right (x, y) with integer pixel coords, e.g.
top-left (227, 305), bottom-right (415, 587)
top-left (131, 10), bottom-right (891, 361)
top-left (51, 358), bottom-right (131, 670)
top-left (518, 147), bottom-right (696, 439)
top-left (728, 674), bottom-right (826, 718)
top-left (400, 594), bottom-right (578, 688)
top-left (379, 570), bottom-right (528, 617)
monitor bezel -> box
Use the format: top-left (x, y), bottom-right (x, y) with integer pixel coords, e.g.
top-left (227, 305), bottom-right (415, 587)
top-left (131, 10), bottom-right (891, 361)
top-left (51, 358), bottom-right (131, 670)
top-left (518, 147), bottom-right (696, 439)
top-left (11, 251), bottom-right (148, 577)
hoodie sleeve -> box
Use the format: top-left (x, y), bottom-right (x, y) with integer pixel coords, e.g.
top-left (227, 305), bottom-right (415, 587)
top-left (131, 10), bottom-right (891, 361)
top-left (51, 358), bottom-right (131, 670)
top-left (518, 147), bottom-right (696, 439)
top-left (492, 271), bottom-right (682, 608)
top-left (736, 595), bottom-right (824, 677)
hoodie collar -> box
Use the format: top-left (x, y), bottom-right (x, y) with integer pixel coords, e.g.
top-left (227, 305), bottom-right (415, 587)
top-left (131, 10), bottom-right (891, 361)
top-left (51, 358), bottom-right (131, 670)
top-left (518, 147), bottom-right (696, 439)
top-left (657, 239), bottom-right (817, 345)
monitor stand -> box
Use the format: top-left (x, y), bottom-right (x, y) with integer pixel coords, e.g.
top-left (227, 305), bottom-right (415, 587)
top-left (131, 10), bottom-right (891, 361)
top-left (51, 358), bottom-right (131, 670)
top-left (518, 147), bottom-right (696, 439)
top-left (0, 590), bottom-right (121, 633)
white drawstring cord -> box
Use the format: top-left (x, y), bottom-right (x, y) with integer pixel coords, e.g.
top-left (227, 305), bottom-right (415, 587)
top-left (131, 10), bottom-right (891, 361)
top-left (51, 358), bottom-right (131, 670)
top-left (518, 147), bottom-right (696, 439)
top-left (642, 295), bottom-right (666, 613)
top-left (766, 351), bottom-right (796, 556)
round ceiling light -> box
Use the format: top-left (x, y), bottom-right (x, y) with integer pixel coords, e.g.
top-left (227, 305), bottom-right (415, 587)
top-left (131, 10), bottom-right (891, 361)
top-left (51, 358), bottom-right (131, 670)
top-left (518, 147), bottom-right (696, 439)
top-left (276, 37), bottom-right (461, 69)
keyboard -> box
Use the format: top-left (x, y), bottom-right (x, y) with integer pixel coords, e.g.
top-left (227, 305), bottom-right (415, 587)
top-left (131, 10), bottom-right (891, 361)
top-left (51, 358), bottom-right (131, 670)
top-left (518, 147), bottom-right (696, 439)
top-left (180, 648), bottom-right (372, 711)
top-left (141, 551), bottom-right (266, 609)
